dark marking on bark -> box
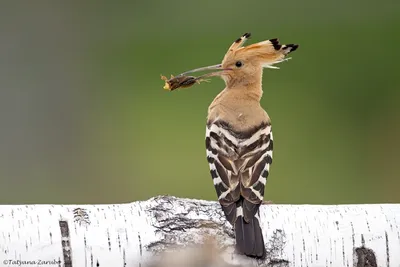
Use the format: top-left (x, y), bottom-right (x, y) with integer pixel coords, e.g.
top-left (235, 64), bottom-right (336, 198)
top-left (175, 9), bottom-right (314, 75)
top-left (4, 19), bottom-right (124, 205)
top-left (113, 208), bottom-right (118, 220)
top-left (59, 220), bottom-right (72, 267)
top-left (73, 207), bottom-right (90, 226)
top-left (118, 233), bottom-right (121, 251)
top-left (355, 246), bottom-right (377, 267)
top-left (96, 260), bottom-right (100, 266)
top-left (49, 232), bottom-right (53, 244)
top-left (125, 228), bottom-right (129, 242)
top-left (361, 234), bottom-right (365, 246)
top-left (123, 249), bottom-right (127, 266)
top-left (385, 231), bottom-right (390, 267)
top-left (350, 222), bottom-right (355, 250)
top-left (84, 235), bottom-right (87, 246)
top-left (268, 259), bottom-right (289, 267)
top-left (107, 229), bottom-right (111, 251)
top-left (335, 220), bottom-right (339, 230)
top-left (147, 240), bottom-right (175, 252)
top-left (302, 238), bottom-right (306, 251)
top-left (25, 240), bottom-right (28, 251)
top-left (138, 233), bottom-right (143, 256)
top-left (342, 237), bottom-right (345, 266)
top-left (91, 252), bottom-right (94, 267)
top-left (266, 230), bottom-right (289, 266)
top-left (366, 219), bottom-right (370, 232)
top-left (291, 233), bottom-right (295, 264)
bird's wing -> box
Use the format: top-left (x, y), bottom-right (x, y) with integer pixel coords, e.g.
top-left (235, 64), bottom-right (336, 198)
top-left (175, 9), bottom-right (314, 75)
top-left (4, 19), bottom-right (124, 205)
top-left (237, 123), bottom-right (273, 222)
top-left (205, 121), bottom-right (273, 225)
top-left (206, 121), bottom-right (241, 225)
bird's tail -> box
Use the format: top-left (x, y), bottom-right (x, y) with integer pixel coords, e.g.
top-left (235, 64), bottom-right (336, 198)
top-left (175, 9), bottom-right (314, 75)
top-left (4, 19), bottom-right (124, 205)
top-left (234, 204), bottom-right (266, 258)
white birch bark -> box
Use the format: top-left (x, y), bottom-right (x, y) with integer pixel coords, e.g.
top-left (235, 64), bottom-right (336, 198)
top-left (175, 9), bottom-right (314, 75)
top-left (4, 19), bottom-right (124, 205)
top-left (0, 196), bottom-right (399, 267)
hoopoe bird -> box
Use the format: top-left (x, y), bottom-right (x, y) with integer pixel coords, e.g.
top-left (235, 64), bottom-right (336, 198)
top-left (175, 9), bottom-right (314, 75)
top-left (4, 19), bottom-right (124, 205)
top-left (167, 33), bottom-right (298, 258)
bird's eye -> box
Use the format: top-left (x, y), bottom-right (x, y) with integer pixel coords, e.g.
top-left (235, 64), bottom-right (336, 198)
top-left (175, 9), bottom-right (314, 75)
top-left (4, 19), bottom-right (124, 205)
top-left (235, 61), bottom-right (243, 68)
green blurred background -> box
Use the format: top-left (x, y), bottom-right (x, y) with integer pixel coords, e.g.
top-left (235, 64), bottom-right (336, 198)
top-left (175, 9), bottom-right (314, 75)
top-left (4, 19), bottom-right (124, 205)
top-left (0, 1), bottom-right (399, 204)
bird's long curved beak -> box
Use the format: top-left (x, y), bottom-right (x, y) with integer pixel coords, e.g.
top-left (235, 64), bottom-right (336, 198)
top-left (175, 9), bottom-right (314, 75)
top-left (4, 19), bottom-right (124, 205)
top-left (178, 64), bottom-right (231, 78)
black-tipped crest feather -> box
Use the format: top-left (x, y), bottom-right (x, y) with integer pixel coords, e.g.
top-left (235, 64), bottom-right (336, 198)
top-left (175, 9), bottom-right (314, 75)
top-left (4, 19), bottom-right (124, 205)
top-left (234, 32), bottom-right (251, 44)
top-left (243, 32), bottom-right (251, 39)
top-left (269, 38), bottom-right (282, 50)
top-left (282, 44), bottom-right (299, 53)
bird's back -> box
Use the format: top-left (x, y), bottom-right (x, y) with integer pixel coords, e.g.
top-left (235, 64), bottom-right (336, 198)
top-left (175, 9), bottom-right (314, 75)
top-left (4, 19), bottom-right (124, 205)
top-left (206, 88), bottom-right (273, 258)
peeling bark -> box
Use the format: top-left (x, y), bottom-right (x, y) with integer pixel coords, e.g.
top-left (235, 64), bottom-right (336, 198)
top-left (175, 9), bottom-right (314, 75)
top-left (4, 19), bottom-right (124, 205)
top-left (0, 196), bottom-right (399, 267)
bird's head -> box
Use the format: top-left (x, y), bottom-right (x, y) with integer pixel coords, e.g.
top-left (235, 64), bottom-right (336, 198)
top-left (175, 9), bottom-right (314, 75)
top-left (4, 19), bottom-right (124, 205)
top-left (176, 33), bottom-right (298, 89)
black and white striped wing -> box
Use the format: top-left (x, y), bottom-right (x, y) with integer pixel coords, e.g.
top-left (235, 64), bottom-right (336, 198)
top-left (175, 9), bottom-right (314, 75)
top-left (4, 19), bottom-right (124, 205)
top-left (205, 121), bottom-right (273, 225)
top-left (206, 121), bottom-right (241, 225)
top-left (238, 123), bottom-right (273, 222)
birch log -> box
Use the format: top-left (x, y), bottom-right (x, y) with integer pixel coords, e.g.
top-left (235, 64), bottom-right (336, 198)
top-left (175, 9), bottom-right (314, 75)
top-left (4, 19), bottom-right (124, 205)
top-left (0, 196), bottom-right (399, 267)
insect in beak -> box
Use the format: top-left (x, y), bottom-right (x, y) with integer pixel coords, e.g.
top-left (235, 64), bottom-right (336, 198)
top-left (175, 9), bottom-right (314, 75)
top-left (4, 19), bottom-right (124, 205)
top-left (161, 64), bottom-right (232, 91)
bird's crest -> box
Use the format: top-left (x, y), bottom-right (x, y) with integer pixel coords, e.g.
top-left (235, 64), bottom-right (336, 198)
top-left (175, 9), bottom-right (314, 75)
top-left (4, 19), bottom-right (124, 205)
top-left (223, 33), bottom-right (299, 69)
